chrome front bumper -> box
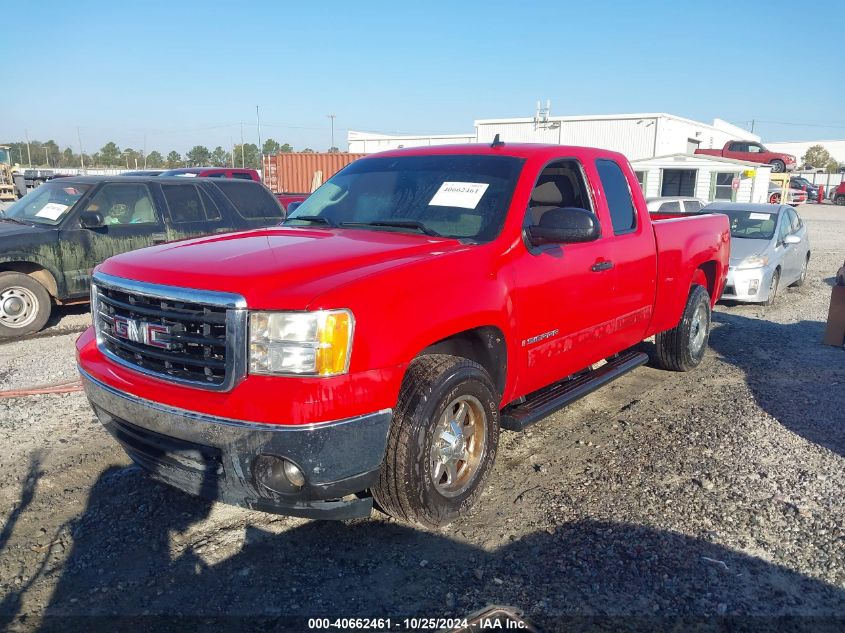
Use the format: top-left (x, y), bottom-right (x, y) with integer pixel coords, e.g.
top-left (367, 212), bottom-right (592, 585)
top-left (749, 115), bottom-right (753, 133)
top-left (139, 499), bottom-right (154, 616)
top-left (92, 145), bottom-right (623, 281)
top-left (80, 368), bottom-right (393, 520)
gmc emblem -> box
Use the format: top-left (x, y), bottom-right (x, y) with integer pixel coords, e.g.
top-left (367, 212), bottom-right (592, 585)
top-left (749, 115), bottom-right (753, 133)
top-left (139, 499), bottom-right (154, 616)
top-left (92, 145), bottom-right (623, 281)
top-left (113, 316), bottom-right (172, 349)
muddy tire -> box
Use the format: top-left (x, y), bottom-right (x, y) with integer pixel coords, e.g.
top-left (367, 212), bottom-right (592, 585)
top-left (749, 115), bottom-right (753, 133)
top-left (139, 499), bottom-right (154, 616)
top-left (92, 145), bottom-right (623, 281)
top-left (0, 272), bottom-right (52, 338)
top-left (373, 354), bottom-right (499, 527)
top-left (654, 284), bottom-right (711, 372)
top-left (764, 269), bottom-right (780, 306)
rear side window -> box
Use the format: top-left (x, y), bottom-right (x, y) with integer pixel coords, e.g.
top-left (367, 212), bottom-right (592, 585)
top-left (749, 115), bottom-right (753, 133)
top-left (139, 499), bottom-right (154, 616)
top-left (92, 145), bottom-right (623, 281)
top-left (659, 201), bottom-right (681, 212)
top-left (596, 159), bottom-right (636, 234)
top-left (231, 172), bottom-right (255, 180)
top-left (684, 200), bottom-right (703, 212)
top-left (214, 180), bottom-right (283, 219)
top-left (162, 184), bottom-right (220, 223)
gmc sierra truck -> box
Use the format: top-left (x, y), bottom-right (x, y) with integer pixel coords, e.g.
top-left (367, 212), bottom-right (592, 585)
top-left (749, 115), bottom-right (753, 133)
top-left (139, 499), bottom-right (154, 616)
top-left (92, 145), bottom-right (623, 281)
top-left (694, 141), bottom-right (797, 173)
top-left (76, 142), bottom-right (730, 527)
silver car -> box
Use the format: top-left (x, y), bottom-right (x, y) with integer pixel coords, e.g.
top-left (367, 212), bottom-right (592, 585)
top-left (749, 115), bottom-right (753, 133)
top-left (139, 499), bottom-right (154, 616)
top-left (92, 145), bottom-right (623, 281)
top-left (646, 196), bottom-right (706, 213)
top-left (703, 202), bottom-right (811, 305)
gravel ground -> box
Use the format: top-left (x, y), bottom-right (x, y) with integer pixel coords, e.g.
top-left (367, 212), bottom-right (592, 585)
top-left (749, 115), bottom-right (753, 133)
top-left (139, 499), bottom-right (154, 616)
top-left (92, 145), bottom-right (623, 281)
top-left (0, 203), bottom-right (843, 631)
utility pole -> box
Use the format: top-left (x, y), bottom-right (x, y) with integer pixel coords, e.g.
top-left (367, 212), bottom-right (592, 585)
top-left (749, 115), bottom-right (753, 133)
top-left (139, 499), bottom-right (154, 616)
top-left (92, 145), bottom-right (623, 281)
top-left (24, 130), bottom-right (31, 167)
top-left (750, 119), bottom-right (756, 134)
top-left (143, 133), bottom-right (147, 169)
top-left (240, 122), bottom-right (245, 168)
top-left (77, 127), bottom-right (86, 174)
top-left (230, 136), bottom-right (235, 168)
top-left (45, 147), bottom-right (49, 167)
top-left (327, 114), bottom-right (336, 150)
top-left (256, 105), bottom-right (263, 176)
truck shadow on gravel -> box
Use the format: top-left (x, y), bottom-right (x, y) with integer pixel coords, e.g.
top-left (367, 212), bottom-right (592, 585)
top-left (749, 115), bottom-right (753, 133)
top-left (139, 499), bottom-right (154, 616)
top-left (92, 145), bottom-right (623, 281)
top-left (10, 465), bottom-right (843, 631)
top-left (708, 312), bottom-right (845, 458)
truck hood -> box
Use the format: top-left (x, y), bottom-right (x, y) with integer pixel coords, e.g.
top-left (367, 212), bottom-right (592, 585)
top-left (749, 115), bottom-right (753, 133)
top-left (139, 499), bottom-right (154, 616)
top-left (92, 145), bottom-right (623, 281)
top-left (0, 220), bottom-right (47, 239)
top-left (98, 226), bottom-right (468, 309)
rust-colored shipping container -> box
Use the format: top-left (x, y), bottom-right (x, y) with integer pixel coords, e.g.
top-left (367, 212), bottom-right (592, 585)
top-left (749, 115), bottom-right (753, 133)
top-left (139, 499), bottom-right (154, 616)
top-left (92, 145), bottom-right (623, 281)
top-left (263, 152), bottom-right (366, 193)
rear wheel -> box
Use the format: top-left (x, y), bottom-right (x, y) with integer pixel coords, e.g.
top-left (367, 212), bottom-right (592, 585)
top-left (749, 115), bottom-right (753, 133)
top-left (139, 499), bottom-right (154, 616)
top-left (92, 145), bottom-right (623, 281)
top-left (0, 272), bottom-right (52, 337)
top-left (770, 159), bottom-right (786, 173)
top-left (373, 355), bottom-right (500, 527)
top-left (835, 195), bottom-right (845, 206)
top-left (764, 269), bottom-right (780, 306)
top-left (655, 284), bottom-right (711, 372)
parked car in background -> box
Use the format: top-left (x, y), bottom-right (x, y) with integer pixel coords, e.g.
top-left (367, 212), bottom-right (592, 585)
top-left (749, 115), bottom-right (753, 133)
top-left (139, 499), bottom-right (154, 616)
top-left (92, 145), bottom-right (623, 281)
top-left (789, 176), bottom-right (819, 201)
top-left (158, 167), bottom-right (261, 181)
top-left (768, 181), bottom-right (807, 205)
top-left (832, 182), bottom-right (845, 205)
top-left (275, 192), bottom-right (310, 212)
top-left (704, 202), bottom-right (811, 305)
top-left (646, 197), bottom-right (706, 214)
top-left (0, 176), bottom-right (285, 336)
top-left (121, 170), bottom-right (166, 177)
top-left (695, 141), bottom-right (797, 172)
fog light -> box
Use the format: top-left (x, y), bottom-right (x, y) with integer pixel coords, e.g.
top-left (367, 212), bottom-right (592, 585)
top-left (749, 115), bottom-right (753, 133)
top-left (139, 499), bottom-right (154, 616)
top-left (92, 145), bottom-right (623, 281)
top-left (253, 454), bottom-right (306, 495)
top-left (748, 279), bottom-right (760, 295)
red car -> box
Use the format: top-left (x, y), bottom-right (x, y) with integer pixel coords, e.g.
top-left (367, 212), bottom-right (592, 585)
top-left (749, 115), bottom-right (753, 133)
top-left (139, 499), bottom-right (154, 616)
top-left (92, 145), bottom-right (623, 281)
top-left (158, 167), bottom-right (261, 181)
top-left (76, 142), bottom-right (729, 525)
top-left (695, 141), bottom-right (797, 173)
top-left (833, 182), bottom-right (845, 206)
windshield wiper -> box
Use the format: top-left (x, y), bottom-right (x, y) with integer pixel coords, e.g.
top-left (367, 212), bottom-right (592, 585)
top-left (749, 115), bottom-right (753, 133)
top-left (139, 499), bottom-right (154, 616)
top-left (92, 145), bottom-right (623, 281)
top-left (340, 220), bottom-right (443, 237)
top-left (0, 216), bottom-right (30, 226)
top-left (283, 216), bottom-right (337, 228)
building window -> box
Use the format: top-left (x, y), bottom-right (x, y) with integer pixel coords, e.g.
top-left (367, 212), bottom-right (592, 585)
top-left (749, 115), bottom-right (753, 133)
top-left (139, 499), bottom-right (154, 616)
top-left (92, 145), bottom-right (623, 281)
top-left (661, 169), bottom-right (696, 197)
top-left (634, 171), bottom-right (647, 194)
top-left (712, 172), bottom-right (737, 201)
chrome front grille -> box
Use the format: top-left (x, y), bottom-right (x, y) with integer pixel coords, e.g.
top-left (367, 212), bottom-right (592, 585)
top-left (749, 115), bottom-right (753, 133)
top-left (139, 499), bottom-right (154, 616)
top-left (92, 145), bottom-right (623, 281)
top-left (92, 272), bottom-right (247, 391)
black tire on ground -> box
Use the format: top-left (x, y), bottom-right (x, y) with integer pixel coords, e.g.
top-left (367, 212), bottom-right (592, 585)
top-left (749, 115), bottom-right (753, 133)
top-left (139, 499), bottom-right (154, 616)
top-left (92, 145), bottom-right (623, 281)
top-left (770, 159), bottom-right (786, 173)
top-left (764, 269), bottom-right (780, 307)
top-left (835, 195), bottom-right (845, 206)
top-left (0, 271), bottom-right (52, 338)
top-left (372, 354), bottom-right (500, 527)
top-left (654, 284), bottom-right (711, 372)
top-left (790, 254), bottom-right (810, 287)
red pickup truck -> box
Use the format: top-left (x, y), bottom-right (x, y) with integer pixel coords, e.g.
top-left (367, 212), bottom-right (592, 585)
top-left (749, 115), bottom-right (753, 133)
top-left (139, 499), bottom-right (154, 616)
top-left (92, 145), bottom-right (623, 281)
top-left (76, 143), bottom-right (730, 526)
top-left (695, 141), bottom-right (797, 173)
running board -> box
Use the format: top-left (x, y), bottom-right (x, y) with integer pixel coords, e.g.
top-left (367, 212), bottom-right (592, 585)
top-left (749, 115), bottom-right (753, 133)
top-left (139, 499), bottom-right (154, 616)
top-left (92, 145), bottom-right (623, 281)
top-left (500, 351), bottom-right (649, 431)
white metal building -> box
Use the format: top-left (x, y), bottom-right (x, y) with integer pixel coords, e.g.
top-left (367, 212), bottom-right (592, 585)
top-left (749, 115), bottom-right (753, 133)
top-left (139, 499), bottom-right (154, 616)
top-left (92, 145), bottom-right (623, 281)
top-left (347, 131), bottom-right (475, 154)
top-left (630, 154), bottom-right (772, 204)
top-left (348, 112), bottom-right (758, 160)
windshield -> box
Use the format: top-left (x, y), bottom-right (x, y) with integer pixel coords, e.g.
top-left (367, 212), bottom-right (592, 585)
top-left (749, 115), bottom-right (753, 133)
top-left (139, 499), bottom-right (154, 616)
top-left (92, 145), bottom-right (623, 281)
top-left (3, 181), bottom-right (91, 225)
top-left (710, 208), bottom-right (778, 240)
top-left (285, 154), bottom-right (524, 242)
top-left (0, 148), bottom-right (10, 165)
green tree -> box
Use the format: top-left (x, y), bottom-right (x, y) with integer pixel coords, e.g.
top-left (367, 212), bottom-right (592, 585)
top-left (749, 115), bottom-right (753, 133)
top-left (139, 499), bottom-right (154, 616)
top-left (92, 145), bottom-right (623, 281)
top-left (801, 145), bottom-right (832, 170)
top-left (60, 147), bottom-right (76, 167)
top-left (327, 146), bottom-right (340, 153)
top-left (232, 143), bottom-right (260, 169)
top-left (123, 147), bottom-right (142, 169)
top-left (186, 145), bottom-right (211, 167)
top-left (263, 138), bottom-right (281, 155)
top-left (211, 146), bottom-right (230, 167)
top-left (279, 143), bottom-right (293, 153)
top-left (825, 159), bottom-right (841, 174)
top-left (145, 151), bottom-right (164, 168)
top-left (166, 150), bottom-right (182, 168)
top-left (43, 140), bottom-right (61, 167)
top-left (301, 148), bottom-right (315, 153)
top-left (99, 142), bottom-right (121, 166)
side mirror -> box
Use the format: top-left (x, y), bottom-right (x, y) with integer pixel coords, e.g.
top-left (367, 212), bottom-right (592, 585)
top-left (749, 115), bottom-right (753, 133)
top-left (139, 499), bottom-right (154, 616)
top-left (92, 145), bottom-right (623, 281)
top-left (79, 210), bottom-right (105, 228)
top-left (526, 207), bottom-right (601, 246)
top-left (286, 201), bottom-right (302, 214)
top-left (783, 234), bottom-right (801, 245)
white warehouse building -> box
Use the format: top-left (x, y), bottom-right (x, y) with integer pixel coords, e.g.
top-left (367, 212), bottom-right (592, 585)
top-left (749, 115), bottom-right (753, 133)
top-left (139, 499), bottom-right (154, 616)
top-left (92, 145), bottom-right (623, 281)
top-left (348, 112), bottom-right (758, 161)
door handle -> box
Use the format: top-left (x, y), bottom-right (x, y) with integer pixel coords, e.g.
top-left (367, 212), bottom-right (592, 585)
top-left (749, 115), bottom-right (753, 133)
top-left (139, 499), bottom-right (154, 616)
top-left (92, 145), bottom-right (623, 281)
top-left (591, 260), bottom-right (614, 272)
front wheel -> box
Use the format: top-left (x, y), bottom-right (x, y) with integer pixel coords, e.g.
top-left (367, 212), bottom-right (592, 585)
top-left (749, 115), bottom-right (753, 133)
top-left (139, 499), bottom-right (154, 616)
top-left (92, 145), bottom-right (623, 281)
top-left (764, 269), bottom-right (780, 306)
top-left (373, 355), bottom-right (500, 527)
top-left (654, 284), bottom-right (711, 372)
top-left (769, 192), bottom-right (781, 204)
top-left (0, 272), bottom-right (52, 337)
top-left (835, 195), bottom-right (845, 206)
top-left (770, 159), bottom-right (786, 173)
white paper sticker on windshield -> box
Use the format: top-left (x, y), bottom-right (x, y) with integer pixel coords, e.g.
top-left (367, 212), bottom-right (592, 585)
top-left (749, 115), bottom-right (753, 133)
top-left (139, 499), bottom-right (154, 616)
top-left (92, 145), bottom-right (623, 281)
top-left (175, 173), bottom-right (197, 177)
top-left (429, 182), bottom-right (489, 209)
top-left (749, 212), bottom-right (771, 220)
top-left (35, 203), bottom-right (69, 220)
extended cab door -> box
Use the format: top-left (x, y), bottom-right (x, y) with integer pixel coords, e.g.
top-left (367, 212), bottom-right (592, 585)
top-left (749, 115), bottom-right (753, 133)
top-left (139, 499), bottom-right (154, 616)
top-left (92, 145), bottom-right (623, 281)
top-left (510, 159), bottom-right (622, 395)
top-left (159, 182), bottom-right (229, 241)
top-left (57, 182), bottom-right (167, 298)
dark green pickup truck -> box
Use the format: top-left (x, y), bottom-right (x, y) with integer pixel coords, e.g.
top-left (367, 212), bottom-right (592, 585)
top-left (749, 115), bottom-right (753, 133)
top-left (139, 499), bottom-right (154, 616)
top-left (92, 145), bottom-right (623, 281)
top-left (0, 176), bottom-right (285, 337)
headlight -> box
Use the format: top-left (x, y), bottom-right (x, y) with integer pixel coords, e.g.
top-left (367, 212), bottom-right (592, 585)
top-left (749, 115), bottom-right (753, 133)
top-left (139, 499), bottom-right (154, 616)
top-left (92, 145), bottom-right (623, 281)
top-left (736, 254), bottom-right (769, 270)
top-left (249, 310), bottom-right (353, 376)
